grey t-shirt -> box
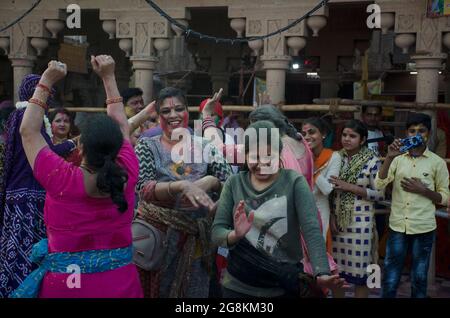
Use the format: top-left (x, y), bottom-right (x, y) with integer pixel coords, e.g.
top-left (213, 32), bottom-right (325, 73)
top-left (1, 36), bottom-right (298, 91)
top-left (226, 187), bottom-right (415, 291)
top-left (212, 169), bottom-right (330, 297)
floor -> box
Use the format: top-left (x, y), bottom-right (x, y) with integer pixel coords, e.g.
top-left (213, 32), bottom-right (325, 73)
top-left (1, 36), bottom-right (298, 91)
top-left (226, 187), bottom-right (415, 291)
top-left (337, 274), bottom-right (450, 298)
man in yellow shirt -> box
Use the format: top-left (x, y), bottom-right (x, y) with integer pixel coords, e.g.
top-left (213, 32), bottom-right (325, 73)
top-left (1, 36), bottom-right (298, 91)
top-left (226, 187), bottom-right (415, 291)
top-left (375, 113), bottom-right (449, 298)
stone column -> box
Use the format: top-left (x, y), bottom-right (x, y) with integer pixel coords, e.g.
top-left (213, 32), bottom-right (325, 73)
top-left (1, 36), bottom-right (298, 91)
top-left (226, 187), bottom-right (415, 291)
top-left (260, 56), bottom-right (291, 105)
top-left (130, 56), bottom-right (158, 104)
top-left (210, 73), bottom-right (230, 96)
top-left (319, 71), bottom-right (340, 98)
top-left (9, 56), bottom-right (36, 103)
top-left (412, 53), bottom-right (447, 151)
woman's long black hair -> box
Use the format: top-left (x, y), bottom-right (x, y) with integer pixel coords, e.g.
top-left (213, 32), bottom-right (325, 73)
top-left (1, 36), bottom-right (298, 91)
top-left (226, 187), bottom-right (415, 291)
top-left (79, 114), bottom-right (128, 212)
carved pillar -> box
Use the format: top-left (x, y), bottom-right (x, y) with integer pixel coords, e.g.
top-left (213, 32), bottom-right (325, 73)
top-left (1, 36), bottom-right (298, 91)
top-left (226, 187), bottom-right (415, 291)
top-left (9, 56), bottom-right (36, 103)
top-left (112, 15), bottom-right (172, 103)
top-left (260, 56), bottom-right (291, 105)
top-left (130, 56), bottom-right (158, 104)
top-left (412, 53), bottom-right (446, 144)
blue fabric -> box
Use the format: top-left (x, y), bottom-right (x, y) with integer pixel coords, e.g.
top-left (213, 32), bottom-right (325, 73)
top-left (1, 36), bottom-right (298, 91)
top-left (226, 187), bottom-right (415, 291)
top-left (9, 239), bottom-right (132, 298)
top-left (382, 229), bottom-right (435, 298)
top-left (0, 108), bottom-right (76, 297)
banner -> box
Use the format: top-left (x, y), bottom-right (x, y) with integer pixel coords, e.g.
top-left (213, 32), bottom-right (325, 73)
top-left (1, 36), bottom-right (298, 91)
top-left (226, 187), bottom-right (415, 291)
top-left (427, 0), bottom-right (450, 17)
top-left (58, 43), bottom-right (88, 74)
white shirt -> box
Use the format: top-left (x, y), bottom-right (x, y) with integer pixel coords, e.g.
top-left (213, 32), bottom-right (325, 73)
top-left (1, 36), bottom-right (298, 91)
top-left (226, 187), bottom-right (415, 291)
top-left (313, 151), bottom-right (342, 240)
top-left (367, 129), bottom-right (384, 156)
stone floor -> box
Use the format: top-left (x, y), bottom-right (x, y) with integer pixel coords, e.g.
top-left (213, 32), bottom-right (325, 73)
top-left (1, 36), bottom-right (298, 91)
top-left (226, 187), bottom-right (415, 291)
top-left (337, 275), bottom-right (450, 298)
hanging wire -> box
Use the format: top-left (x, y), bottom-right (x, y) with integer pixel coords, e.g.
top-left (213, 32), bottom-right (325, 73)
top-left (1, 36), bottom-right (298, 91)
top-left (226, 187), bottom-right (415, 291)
top-left (0, 0), bottom-right (43, 33)
top-left (145, 0), bottom-right (330, 45)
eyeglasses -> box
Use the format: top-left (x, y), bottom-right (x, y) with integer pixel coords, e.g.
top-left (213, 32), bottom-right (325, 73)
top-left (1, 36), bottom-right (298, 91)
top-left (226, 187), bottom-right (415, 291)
top-left (159, 105), bottom-right (187, 115)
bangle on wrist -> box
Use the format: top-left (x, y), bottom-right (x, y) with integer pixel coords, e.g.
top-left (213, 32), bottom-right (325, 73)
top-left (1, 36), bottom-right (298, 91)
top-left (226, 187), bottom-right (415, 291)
top-left (106, 96), bottom-right (123, 105)
top-left (167, 181), bottom-right (174, 198)
top-left (37, 83), bottom-right (51, 94)
top-left (28, 98), bottom-right (48, 110)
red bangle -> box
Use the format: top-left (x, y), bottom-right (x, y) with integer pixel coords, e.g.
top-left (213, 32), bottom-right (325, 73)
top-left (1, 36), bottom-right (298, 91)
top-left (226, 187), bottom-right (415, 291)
top-left (29, 98), bottom-right (48, 110)
top-left (36, 83), bottom-right (51, 94)
top-left (106, 97), bottom-right (123, 105)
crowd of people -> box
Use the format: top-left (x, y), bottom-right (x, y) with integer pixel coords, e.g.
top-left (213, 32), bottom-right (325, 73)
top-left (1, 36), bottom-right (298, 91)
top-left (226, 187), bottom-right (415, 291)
top-left (0, 55), bottom-right (448, 298)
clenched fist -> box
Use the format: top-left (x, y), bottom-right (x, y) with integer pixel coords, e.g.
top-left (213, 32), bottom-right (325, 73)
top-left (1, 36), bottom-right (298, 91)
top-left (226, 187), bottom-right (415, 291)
top-left (91, 55), bottom-right (115, 79)
top-left (40, 60), bottom-right (67, 87)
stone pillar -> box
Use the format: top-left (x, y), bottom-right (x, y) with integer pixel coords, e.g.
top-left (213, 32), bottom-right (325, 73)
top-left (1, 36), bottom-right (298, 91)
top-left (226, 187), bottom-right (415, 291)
top-left (319, 72), bottom-right (340, 98)
top-left (260, 56), bottom-right (291, 105)
top-left (411, 53), bottom-right (447, 287)
top-left (412, 53), bottom-right (447, 151)
top-left (210, 73), bottom-right (230, 96)
top-left (130, 56), bottom-right (158, 104)
top-left (9, 56), bottom-right (36, 103)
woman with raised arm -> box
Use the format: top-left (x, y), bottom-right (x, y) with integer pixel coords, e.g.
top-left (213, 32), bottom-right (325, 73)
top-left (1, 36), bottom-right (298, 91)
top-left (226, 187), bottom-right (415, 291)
top-left (0, 75), bottom-right (81, 297)
top-left (11, 56), bottom-right (143, 298)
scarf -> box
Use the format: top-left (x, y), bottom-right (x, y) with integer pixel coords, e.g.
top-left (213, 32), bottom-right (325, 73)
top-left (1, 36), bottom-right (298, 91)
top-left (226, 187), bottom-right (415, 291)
top-left (313, 148), bottom-right (334, 183)
top-left (10, 239), bottom-right (132, 298)
top-left (334, 147), bottom-right (374, 230)
top-left (137, 201), bottom-right (213, 298)
top-left (16, 101), bottom-right (53, 138)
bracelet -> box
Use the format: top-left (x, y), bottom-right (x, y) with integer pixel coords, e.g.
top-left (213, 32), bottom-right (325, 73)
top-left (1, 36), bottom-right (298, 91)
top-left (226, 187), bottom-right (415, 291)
top-left (36, 83), bottom-right (51, 94)
top-left (106, 96), bottom-right (123, 105)
top-left (28, 98), bottom-right (48, 110)
top-left (167, 181), bottom-right (174, 198)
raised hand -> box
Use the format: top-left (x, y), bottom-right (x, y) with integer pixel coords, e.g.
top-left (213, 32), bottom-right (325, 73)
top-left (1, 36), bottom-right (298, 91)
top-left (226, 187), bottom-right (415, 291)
top-left (233, 200), bottom-right (255, 239)
top-left (91, 55), bottom-right (115, 79)
top-left (386, 138), bottom-right (404, 158)
top-left (144, 101), bottom-right (157, 116)
top-left (40, 60), bottom-right (67, 87)
top-left (255, 91), bottom-right (272, 108)
top-left (202, 88), bottom-right (223, 117)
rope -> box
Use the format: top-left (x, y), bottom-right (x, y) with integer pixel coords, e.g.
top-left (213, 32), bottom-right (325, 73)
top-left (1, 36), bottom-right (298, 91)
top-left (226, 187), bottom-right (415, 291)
top-left (0, 0), bottom-right (43, 33)
top-left (144, 0), bottom-right (330, 45)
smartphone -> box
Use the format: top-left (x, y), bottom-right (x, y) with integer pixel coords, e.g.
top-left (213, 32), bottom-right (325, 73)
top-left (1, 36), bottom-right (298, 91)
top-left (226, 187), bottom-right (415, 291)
top-left (400, 134), bottom-right (423, 152)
